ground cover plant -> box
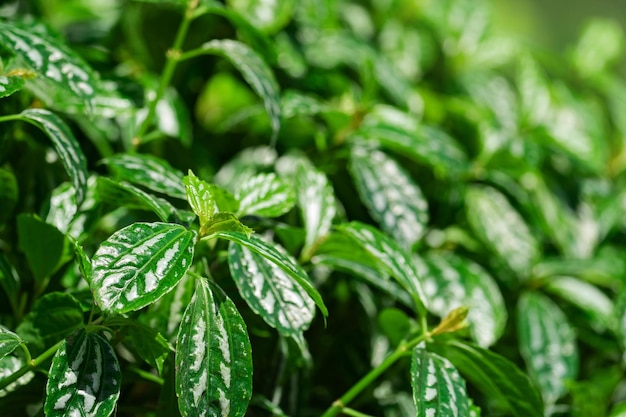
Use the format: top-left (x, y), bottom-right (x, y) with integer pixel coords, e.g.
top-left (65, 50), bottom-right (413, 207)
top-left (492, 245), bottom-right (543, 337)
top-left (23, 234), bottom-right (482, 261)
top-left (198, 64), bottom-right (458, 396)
top-left (1, 0), bottom-right (626, 416)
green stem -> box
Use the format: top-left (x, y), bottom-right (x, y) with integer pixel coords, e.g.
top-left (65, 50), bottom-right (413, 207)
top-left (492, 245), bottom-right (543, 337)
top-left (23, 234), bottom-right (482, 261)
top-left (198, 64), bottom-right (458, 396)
top-left (127, 366), bottom-right (164, 386)
top-left (342, 408), bottom-right (377, 417)
top-left (0, 340), bottom-right (64, 391)
top-left (132, 0), bottom-right (198, 147)
top-left (320, 333), bottom-right (428, 417)
top-left (0, 114), bottom-right (23, 124)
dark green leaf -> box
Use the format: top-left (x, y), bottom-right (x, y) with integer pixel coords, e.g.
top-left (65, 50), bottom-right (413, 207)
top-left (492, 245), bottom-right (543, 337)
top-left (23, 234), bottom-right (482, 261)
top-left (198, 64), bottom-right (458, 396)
top-left (377, 308), bottom-right (411, 346)
top-left (91, 222), bottom-right (195, 314)
top-left (176, 278), bottom-right (252, 417)
top-left (113, 319), bottom-right (171, 376)
top-left (17, 214), bottom-right (68, 283)
top-left (0, 168), bottom-right (18, 225)
top-left (97, 177), bottom-right (176, 222)
top-left (45, 329), bottom-right (121, 417)
top-left (17, 292), bottom-right (84, 345)
top-left (0, 327), bottom-right (23, 361)
top-left (143, 274), bottom-right (196, 341)
top-left (235, 173), bottom-right (295, 217)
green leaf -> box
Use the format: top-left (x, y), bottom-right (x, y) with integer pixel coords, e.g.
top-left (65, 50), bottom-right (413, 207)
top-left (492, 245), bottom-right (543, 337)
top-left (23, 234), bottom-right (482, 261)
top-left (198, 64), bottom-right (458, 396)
top-left (184, 171), bottom-right (240, 228)
top-left (207, 230), bottom-right (328, 319)
top-left (91, 222), bottom-right (195, 314)
top-left (102, 153), bottom-right (187, 200)
top-left (339, 221), bottom-right (428, 314)
top-left (17, 214), bottom-right (68, 283)
top-left (195, 39), bottom-right (281, 142)
top-left (213, 146), bottom-right (277, 190)
top-left (45, 329), bottom-right (121, 417)
top-left (176, 278), bottom-right (252, 417)
top-left (73, 239), bottom-right (92, 283)
top-left (429, 341), bottom-right (543, 417)
top-left (411, 347), bottom-right (470, 416)
top-left (0, 21), bottom-right (98, 110)
top-left (0, 75), bottom-right (25, 99)
top-left (21, 108), bottom-right (88, 205)
top-left (517, 292), bottom-right (579, 405)
top-left (465, 185), bottom-right (540, 280)
top-left (45, 182), bottom-right (78, 234)
top-left (235, 173), bottom-right (295, 217)
top-left (0, 168), bottom-right (18, 226)
top-left (0, 327), bottom-right (23, 361)
top-left (202, 212), bottom-right (254, 237)
top-left (281, 90), bottom-right (329, 119)
top-left (422, 252), bottom-right (507, 347)
top-left (572, 19), bottom-right (624, 77)
top-left (226, 0), bottom-right (295, 33)
top-left (0, 253), bottom-right (19, 308)
top-left (228, 241), bottom-right (315, 336)
top-left (378, 308), bottom-right (411, 346)
top-left (17, 292), bottom-right (84, 345)
top-left (0, 356), bottom-right (34, 397)
top-left (350, 146), bottom-right (428, 250)
top-left (143, 274), bottom-right (196, 340)
top-left (516, 56), bottom-right (551, 127)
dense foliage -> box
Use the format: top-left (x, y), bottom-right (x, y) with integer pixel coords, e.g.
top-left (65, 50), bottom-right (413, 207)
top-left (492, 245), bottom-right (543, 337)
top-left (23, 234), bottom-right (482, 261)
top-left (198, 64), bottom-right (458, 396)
top-left (1, 0), bottom-right (626, 416)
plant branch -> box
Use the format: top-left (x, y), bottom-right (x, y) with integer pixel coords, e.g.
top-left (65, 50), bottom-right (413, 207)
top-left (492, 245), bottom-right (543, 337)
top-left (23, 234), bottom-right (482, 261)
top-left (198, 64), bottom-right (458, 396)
top-left (0, 340), bottom-right (64, 391)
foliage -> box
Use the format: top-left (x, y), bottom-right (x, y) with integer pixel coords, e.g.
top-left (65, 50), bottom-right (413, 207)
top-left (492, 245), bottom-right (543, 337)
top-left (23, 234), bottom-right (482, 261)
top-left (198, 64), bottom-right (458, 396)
top-left (0, 0), bottom-right (625, 416)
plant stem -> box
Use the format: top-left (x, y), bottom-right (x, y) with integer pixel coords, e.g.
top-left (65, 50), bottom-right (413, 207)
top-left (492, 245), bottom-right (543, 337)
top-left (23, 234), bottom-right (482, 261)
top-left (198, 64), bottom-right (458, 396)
top-left (0, 340), bottom-right (64, 391)
top-left (320, 334), bottom-right (428, 417)
top-left (0, 114), bottom-right (23, 123)
top-left (132, 0), bottom-right (198, 147)
top-left (342, 408), bottom-right (377, 417)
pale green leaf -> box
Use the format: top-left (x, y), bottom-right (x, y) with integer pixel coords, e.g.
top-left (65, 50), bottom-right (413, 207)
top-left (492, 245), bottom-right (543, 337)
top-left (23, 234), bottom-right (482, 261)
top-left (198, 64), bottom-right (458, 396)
top-left (226, 0), bottom-right (295, 33)
top-left (16, 292), bottom-right (84, 344)
top-left (411, 347), bottom-right (470, 416)
top-left (46, 182), bottom-right (78, 234)
top-left (235, 173), bottom-right (295, 217)
top-left (350, 146), bottom-right (428, 250)
top-left (201, 212), bottom-right (253, 237)
top-left (0, 327), bottom-right (23, 361)
top-left (281, 90), bottom-right (329, 119)
top-left (0, 75), bottom-right (25, 99)
top-left (517, 292), bottom-right (579, 405)
top-left (184, 171), bottom-right (240, 229)
top-left (572, 19), bottom-right (624, 77)
top-left (21, 108), bottom-right (88, 205)
top-left (176, 278), bottom-right (252, 417)
top-left (45, 329), bottom-right (121, 417)
top-left (91, 222), bottom-right (195, 314)
top-left (228, 242), bottom-right (315, 336)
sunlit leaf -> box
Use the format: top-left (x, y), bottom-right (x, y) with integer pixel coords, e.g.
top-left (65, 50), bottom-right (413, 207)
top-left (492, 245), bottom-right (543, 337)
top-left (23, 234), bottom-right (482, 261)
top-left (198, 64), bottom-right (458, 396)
top-left (411, 347), bottom-right (470, 416)
top-left (350, 146), bottom-right (428, 250)
top-left (572, 19), bottom-right (624, 77)
top-left (176, 278), bottom-right (252, 417)
top-left (226, 0), bottom-right (295, 33)
top-left (0, 75), bottom-right (25, 99)
top-left (44, 329), bottom-right (121, 417)
top-left (0, 327), bottom-right (23, 361)
top-left (201, 212), bottom-right (253, 237)
top-left (517, 292), bottom-right (578, 405)
top-left (235, 173), bottom-right (295, 217)
top-left (91, 222), bottom-right (195, 314)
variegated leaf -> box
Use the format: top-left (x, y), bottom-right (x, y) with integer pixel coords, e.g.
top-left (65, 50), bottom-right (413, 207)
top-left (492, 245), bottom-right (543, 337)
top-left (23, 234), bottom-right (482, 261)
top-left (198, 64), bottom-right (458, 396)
top-left (465, 185), bottom-right (540, 279)
top-left (411, 347), bottom-right (470, 416)
top-left (176, 278), bottom-right (252, 417)
top-left (102, 154), bottom-right (187, 200)
top-left (517, 292), bottom-right (579, 405)
top-left (21, 109), bottom-right (88, 206)
top-left (235, 172), bottom-right (295, 218)
top-left (213, 146), bottom-right (277, 191)
top-left (421, 253), bottom-right (507, 347)
top-left (0, 75), bottom-right (25, 99)
top-left (45, 329), bottom-right (121, 417)
top-left (228, 242), bottom-right (315, 336)
top-left (350, 146), bottom-right (428, 250)
top-left (339, 221), bottom-right (428, 313)
top-left (184, 171), bottom-right (239, 228)
top-left (0, 327), bottom-right (23, 361)
top-left (46, 182), bottom-right (78, 234)
top-left (91, 222), bottom-right (195, 314)
top-left (226, 0), bottom-right (294, 33)
top-left (144, 273), bottom-right (196, 340)
top-left (206, 230), bottom-right (328, 319)
top-left (0, 356), bottom-right (34, 397)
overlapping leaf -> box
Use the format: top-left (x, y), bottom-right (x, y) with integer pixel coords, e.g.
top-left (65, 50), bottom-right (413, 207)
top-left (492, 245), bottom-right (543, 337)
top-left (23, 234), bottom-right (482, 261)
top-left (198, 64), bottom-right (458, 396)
top-left (0, 327), bottom-right (23, 361)
top-left (235, 173), bottom-right (295, 217)
top-left (350, 146), bottom-right (428, 250)
top-left (0, 356), bottom-right (34, 397)
top-left (411, 347), bottom-right (470, 416)
top-left (228, 242), bottom-right (315, 336)
top-left (517, 292), bottom-right (579, 405)
top-left (184, 171), bottom-right (240, 230)
top-left (45, 330), bottom-right (121, 417)
top-left (91, 222), bottom-right (195, 314)
top-left (176, 278), bottom-right (252, 417)
top-left (0, 76), bottom-right (25, 99)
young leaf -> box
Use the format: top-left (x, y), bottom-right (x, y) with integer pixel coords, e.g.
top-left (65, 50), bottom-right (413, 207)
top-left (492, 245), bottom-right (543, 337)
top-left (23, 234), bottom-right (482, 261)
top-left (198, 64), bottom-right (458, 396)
top-left (517, 292), bottom-right (579, 405)
top-left (194, 39), bottom-right (281, 142)
top-left (17, 214), bottom-right (68, 283)
top-left (206, 230), bottom-right (328, 319)
top-left (235, 173), bottom-right (295, 217)
top-left (45, 329), bottom-right (121, 417)
top-left (0, 75), bottom-right (25, 99)
top-left (339, 221), bottom-right (428, 314)
top-left (184, 171), bottom-right (240, 227)
top-left (0, 327), bottom-right (23, 361)
top-left (102, 153), bottom-right (187, 200)
top-left (411, 347), bottom-right (470, 416)
top-left (91, 222), bottom-right (195, 314)
top-left (422, 252), bottom-right (507, 347)
top-left (465, 185), bottom-right (540, 280)
top-left (21, 108), bottom-right (88, 205)
top-left (350, 146), bottom-right (428, 251)
top-left (228, 242), bottom-right (315, 336)
top-left (201, 212), bottom-right (254, 237)
top-left (429, 341), bottom-right (544, 417)
top-left (176, 278), bottom-right (253, 417)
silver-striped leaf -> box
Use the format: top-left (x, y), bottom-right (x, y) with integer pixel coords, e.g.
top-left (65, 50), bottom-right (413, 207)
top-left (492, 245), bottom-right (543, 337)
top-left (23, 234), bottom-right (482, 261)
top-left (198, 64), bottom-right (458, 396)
top-left (102, 153), bottom-right (187, 200)
top-left (228, 242), bottom-right (315, 336)
top-left (91, 222), bottom-right (195, 314)
top-left (21, 109), bottom-right (88, 206)
top-left (207, 230), bottom-right (328, 319)
top-left (144, 273), bottom-right (196, 341)
top-left (465, 185), bottom-right (540, 280)
top-left (339, 221), bottom-right (428, 313)
top-left (0, 356), bottom-right (34, 397)
top-left (196, 39), bottom-right (281, 142)
top-left (411, 347), bottom-right (470, 417)
top-left (429, 341), bottom-right (544, 417)
top-left (0, 327), bottom-right (23, 361)
top-left (0, 75), bottom-right (25, 99)
top-left (46, 182), bottom-right (78, 235)
top-left (421, 253), bottom-right (507, 347)
top-left (517, 292), bottom-right (579, 405)
top-left (44, 329), bottom-right (121, 417)
top-left (350, 146), bottom-right (428, 251)
top-left (235, 172), bottom-right (295, 218)
top-left (184, 171), bottom-right (239, 228)
top-left (176, 278), bottom-right (252, 417)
